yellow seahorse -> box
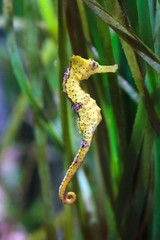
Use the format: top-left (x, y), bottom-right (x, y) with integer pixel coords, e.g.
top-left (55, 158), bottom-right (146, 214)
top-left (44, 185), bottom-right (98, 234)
top-left (59, 55), bottom-right (118, 204)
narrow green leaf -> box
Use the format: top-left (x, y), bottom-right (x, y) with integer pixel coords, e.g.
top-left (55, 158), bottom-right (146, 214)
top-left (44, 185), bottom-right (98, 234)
top-left (4, 0), bottom-right (62, 146)
top-left (153, 136), bottom-right (160, 240)
top-left (97, 14), bottom-right (127, 164)
top-left (0, 93), bottom-right (28, 156)
top-left (64, 0), bottom-right (88, 56)
top-left (37, 0), bottom-right (57, 39)
top-left (118, 75), bottom-right (140, 103)
top-left (7, 32), bottom-right (39, 108)
top-left (35, 125), bottom-right (57, 239)
top-left (7, 32), bottom-right (62, 146)
top-left (154, 3), bottom-right (160, 57)
top-left (24, 1), bottom-right (57, 238)
top-left (58, 0), bottom-right (73, 164)
top-left (120, 0), bottom-right (139, 34)
top-left (84, 6), bottom-right (121, 185)
top-left (77, 169), bottom-right (97, 220)
top-left (137, 0), bottom-right (159, 106)
top-left (100, 0), bottom-right (160, 137)
top-left (124, 123), bottom-right (153, 240)
top-left (116, 101), bottom-right (147, 223)
top-left (82, 0), bottom-right (160, 73)
top-left (136, 0), bottom-right (154, 50)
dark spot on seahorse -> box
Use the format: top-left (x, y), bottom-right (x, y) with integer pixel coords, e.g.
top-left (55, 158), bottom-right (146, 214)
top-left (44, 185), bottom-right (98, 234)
top-left (72, 102), bottom-right (83, 114)
top-left (80, 140), bottom-right (88, 148)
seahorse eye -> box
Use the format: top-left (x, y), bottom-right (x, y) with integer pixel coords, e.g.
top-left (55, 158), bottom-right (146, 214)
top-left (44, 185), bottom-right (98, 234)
top-left (90, 61), bottom-right (98, 69)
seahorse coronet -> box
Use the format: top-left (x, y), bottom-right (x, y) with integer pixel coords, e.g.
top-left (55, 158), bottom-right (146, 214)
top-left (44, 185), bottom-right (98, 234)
top-left (59, 55), bottom-right (118, 205)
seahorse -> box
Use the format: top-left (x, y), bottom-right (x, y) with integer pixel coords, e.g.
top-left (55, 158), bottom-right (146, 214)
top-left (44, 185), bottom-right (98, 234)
top-left (59, 55), bottom-right (118, 204)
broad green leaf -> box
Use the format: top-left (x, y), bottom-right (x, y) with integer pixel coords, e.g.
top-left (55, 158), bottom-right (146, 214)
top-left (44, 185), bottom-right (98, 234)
top-left (136, 0), bottom-right (153, 50)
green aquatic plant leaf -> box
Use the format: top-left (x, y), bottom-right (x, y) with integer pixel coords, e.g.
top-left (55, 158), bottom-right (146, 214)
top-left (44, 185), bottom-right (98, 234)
top-left (82, 0), bottom-right (160, 73)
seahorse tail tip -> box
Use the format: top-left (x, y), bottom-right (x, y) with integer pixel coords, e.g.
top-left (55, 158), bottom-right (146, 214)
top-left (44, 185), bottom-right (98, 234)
top-left (59, 191), bottom-right (77, 205)
top-left (65, 191), bottom-right (76, 204)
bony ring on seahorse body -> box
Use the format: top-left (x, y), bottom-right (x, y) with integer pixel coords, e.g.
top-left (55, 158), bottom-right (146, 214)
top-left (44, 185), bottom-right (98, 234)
top-left (59, 55), bottom-right (118, 205)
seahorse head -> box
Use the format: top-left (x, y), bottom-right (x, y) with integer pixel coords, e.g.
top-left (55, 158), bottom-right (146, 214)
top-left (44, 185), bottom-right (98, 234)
top-left (71, 55), bottom-right (118, 80)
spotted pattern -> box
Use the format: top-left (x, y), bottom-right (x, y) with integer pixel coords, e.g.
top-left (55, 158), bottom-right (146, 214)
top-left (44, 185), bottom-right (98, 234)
top-left (80, 140), bottom-right (88, 148)
top-left (59, 55), bottom-right (118, 204)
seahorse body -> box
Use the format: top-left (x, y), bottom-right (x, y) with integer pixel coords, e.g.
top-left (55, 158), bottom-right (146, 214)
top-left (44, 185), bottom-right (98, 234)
top-left (59, 55), bottom-right (118, 204)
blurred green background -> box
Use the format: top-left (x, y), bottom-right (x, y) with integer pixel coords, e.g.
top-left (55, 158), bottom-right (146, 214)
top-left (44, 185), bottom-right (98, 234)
top-left (0, 0), bottom-right (160, 239)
